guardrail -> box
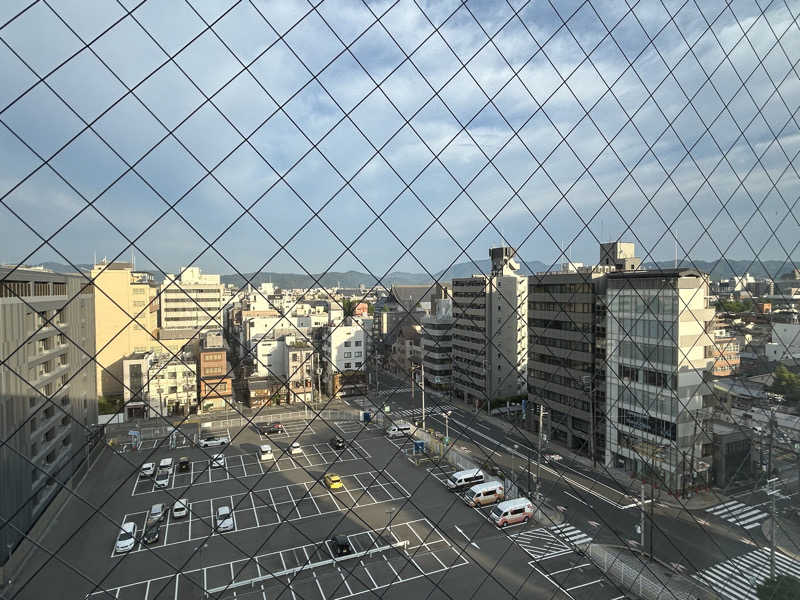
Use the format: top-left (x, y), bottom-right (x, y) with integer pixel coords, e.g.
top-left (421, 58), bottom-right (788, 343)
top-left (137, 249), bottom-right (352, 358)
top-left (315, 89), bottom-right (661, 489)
top-left (205, 540), bottom-right (409, 594)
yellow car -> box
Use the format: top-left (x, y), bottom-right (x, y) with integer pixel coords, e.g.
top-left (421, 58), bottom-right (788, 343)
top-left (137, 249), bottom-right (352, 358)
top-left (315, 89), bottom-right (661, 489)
top-left (324, 473), bottom-right (343, 490)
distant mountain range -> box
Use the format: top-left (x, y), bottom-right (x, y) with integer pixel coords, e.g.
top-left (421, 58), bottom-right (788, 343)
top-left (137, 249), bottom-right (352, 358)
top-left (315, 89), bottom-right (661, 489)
top-left (20, 258), bottom-right (799, 289)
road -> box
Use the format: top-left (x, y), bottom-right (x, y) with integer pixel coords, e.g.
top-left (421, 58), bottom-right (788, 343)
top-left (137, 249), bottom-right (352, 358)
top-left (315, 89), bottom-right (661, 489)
top-left (359, 372), bottom-right (767, 578)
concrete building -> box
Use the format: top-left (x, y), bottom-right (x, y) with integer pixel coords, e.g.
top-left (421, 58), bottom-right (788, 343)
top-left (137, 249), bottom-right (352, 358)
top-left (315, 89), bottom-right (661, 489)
top-left (198, 330), bottom-right (232, 412)
top-left (90, 261), bottom-right (158, 399)
top-left (527, 264), bottom-right (612, 459)
top-left (247, 334), bottom-right (313, 405)
top-left (707, 328), bottom-right (740, 377)
top-left (604, 268), bottom-right (715, 492)
top-left (160, 266), bottom-right (223, 331)
top-left (422, 296), bottom-right (453, 393)
top-left (323, 320), bottom-right (367, 396)
top-left (0, 267), bottom-right (97, 563)
top-left (451, 247), bottom-right (528, 412)
top-left (123, 351), bottom-right (197, 417)
top-left (765, 321), bottom-right (800, 363)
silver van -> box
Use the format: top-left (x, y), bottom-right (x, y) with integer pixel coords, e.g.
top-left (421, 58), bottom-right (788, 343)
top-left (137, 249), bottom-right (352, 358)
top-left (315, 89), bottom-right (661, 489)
top-left (445, 469), bottom-right (485, 491)
top-left (386, 421), bottom-right (412, 439)
top-left (158, 457), bottom-right (174, 474)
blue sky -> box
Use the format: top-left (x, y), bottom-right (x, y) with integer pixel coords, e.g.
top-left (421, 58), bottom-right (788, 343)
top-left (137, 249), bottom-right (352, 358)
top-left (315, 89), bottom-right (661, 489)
top-left (1, 0), bottom-right (798, 280)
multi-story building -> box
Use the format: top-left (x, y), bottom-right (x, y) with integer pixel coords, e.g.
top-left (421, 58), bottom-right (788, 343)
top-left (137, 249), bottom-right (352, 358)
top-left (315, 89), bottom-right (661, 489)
top-left (422, 296), bottom-right (453, 393)
top-left (198, 330), bottom-right (232, 412)
top-left (246, 334), bottom-right (313, 406)
top-left (90, 261), bottom-right (158, 400)
top-left (765, 321), bottom-right (800, 363)
top-left (527, 265), bottom-right (612, 459)
top-left (323, 319), bottom-right (367, 396)
top-left (604, 268), bottom-right (715, 492)
top-left (160, 266), bottom-right (223, 331)
top-left (451, 247), bottom-right (528, 412)
top-left (123, 351), bottom-right (197, 417)
top-left (0, 267), bottom-right (97, 563)
top-left (527, 243), bottom-right (642, 460)
top-left (707, 329), bottom-right (740, 377)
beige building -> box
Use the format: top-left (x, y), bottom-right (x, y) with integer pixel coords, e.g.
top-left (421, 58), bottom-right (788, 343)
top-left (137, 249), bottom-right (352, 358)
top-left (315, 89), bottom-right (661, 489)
top-left (160, 266), bottom-right (223, 331)
top-left (91, 261), bottom-right (158, 399)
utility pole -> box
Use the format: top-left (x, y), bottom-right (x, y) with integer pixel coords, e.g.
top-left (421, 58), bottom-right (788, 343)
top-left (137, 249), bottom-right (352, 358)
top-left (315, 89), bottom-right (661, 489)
top-left (536, 406), bottom-right (548, 492)
top-left (641, 481), bottom-right (646, 551)
top-left (421, 362), bottom-right (425, 432)
top-left (767, 476), bottom-right (780, 579)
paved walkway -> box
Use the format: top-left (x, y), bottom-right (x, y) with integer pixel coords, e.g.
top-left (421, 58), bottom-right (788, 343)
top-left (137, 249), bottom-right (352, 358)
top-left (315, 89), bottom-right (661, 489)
top-left (761, 516), bottom-right (800, 560)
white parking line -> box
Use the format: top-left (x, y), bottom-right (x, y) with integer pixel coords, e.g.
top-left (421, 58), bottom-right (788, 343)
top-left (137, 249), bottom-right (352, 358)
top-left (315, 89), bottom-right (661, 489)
top-left (250, 492), bottom-right (260, 527)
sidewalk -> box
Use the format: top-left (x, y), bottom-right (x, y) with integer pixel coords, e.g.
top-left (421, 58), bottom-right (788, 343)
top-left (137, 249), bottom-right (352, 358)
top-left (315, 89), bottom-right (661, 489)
top-left (761, 517), bottom-right (800, 560)
top-left (588, 544), bottom-right (720, 600)
top-left (430, 389), bottom-right (727, 511)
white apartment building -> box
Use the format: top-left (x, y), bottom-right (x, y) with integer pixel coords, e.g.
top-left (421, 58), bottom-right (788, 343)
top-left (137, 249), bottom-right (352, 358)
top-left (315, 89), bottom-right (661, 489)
top-left (160, 266), bottom-right (223, 331)
top-left (604, 269), bottom-right (715, 491)
top-left (123, 351), bottom-right (197, 418)
top-left (765, 321), bottom-right (800, 363)
top-left (451, 247), bottom-right (528, 412)
top-left (423, 297), bottom-right (453, 392)
top-left (324, 321), bottom-right (367, 372)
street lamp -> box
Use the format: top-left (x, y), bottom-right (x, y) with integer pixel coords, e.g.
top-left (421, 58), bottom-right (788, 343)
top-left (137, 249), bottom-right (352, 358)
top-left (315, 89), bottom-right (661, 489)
top-left (443, 410), bottom-right (452, 443)
top-left (411, 362), bottom-right (425, 431)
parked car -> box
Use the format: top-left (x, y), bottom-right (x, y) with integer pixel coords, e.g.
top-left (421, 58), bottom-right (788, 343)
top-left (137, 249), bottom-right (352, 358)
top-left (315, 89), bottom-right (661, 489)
top-left (216, 505), bottom-right (234, 532)
top-left (154, 468), bottom-right (170, 488)
top-left (142, 517), bottom-right (160, 544)
top-left (259, 444), bottom-right (274, 461)
top-left (324, 473), bottom-right (343, 490)
top-left (178, 457), bottom-right (190, 472)
top-left (114, 522), bottom-right (136, 553)
top-left (199, 436), bottom-right (229, 448)
top-left (148, 503), bottom-right (166, 522)
top-left (140, 463), bottom-right (155, 478)
top-left (172, 498), bottom-right (189, 519)
top-left (329, 437), bottom-right (346, 450)
top-left (261, 422), bottom-right (283, 434)
top-left (330, 534), bottom-right (352, 557)
top-left (289, 441), bottom-right (303, 455)
top-left (211, 454), bottom-right (225, 469)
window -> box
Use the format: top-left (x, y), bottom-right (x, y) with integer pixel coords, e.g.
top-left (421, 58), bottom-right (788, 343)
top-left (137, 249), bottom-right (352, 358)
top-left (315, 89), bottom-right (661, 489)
top-left (355, 361), bottom-right (362, 368)
top-left (344, 362), bottom-right (352, 369)
top-left (355, 340), bottom-right (362, 346)
top-left (344, 352), bottom-right (352, 358)
top-left (354, 351), bottom-right (362, 357)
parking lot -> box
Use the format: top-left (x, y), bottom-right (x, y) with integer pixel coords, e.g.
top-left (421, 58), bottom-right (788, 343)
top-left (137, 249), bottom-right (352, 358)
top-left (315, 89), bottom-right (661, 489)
top-left (116, 470), bottom-right (409, 555)
top-left (132, 441), bottom-right (371, 496)
top-left (93, 518), bottom-right (469, 600)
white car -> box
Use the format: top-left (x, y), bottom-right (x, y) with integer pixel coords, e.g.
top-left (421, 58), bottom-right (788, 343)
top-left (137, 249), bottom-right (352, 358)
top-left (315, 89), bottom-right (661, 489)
top-left (211, 454), bottom-right (225, 469)
top-left (216, 505), bottom-right (234, 532)
top-left (140, 463), bottom-right (155, 478)
top-left (154, 468), bottom-right (170, 488)
top-left (199, 436), bottom-right (229, 448)
top-left (115, 522), bottom-right (136, 553)
top-left (289, 441), bottom-right (303, 455)
top-left (173, 498), bottom-right (189, 519)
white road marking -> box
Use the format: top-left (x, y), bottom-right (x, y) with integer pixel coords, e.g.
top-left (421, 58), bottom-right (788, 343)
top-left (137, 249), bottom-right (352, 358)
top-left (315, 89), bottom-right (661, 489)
top-left (454, 525), bottom-right (479, 548)
top-left (564, 492), bottom-right (589, 506)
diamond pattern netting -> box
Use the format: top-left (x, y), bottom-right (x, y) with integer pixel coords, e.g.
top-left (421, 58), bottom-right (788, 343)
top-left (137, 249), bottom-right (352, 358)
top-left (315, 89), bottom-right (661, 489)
top-left (1, 1), bottom-right (799, 600)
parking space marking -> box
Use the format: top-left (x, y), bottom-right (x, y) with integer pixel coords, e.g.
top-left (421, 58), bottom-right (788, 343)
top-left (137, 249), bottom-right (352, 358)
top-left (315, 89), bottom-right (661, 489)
top-left (115, 470), bottom-right (410, 556)
top-left (132, 442), bottom-right (372, 496)
top-left (90, 519), bottom-right (469, 600)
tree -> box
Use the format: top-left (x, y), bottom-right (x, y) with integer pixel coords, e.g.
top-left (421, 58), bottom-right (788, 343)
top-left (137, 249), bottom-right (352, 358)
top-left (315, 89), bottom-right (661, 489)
top-left (341, 298), bottom-right (354, 317)
top-left (770, 364), bottom-right (800, 404)
top-left (717, 298), bottom-right (754, 313)
top-left (756, 575), bottom-right (800, 600)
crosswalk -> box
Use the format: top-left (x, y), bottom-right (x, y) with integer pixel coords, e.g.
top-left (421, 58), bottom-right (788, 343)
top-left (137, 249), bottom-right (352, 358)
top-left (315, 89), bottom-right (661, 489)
top-left (705, 501), bottom-right (768, 530)
top-left (512, 523), bottom-right (593, 559)
top-left (389, 405), bottom-right (459, 421)
top-left (693, 547), bottom-right (800, 600)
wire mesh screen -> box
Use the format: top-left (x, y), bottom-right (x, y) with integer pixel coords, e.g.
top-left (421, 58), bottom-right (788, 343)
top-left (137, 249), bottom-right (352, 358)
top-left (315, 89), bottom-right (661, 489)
top-left (1, 1), bottom-right (799, 600)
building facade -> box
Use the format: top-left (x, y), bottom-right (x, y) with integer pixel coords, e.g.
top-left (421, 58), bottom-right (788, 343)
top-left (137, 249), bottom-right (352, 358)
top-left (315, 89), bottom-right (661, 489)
top-left (198, 330), bottom-right (232, 412)
top-left (422, 297), bottom-right (453, 393)
top-left (451, 247), bottom-right (528, 412)
top-left (123, 351), bottom-right (197, 417)
top-left (604, 269), bottom-right (715, 492)
top-left (160, 266), bottom-right (223, 331)
top-left (91, 261), bottom-right (158, 399)
top-left (0, 267), bottom-right (97, 563)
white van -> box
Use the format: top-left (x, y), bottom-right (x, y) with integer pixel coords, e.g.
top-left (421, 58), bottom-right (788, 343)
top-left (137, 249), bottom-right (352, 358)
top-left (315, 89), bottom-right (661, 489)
top-left (464, 481), bottom-right (504, 507)
top-left (490, 498), bottom-right (533, 527)
top-left (445, 469), bottom-right (485, 491)
top-left (158, 457), bottom-right (174, 474)
top-left (386, 421), bottom-right (412, 439)
top-left (259, 444), bottom-right (274, 461)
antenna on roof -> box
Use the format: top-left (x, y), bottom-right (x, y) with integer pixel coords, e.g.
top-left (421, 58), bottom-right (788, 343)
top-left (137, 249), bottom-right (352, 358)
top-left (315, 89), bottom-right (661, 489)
top-left (674, 240), bottom-right (678, 268)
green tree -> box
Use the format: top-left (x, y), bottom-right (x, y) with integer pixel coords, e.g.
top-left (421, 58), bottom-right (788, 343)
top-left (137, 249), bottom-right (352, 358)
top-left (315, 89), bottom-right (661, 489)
top-left (770, 364), bottom-right (800, 404)
top-left (717, 298), bottom-right (754, 313)
top-left (756, 575), bottom-right (800, 600)
top-left (367, 302), bottom-right (374, 315)
top-left (341, 298), bottom-right (354, 317)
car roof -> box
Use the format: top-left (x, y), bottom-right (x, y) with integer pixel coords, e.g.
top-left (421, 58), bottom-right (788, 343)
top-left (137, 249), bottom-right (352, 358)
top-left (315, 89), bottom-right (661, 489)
top-left (218, 505), bottom-right (230, 513)
top-left (121, 522), bottom-right (136, 533)
top-left (452, 469), bottom-right (483, 478)
top-left (468, 481), bottom-right (503, 493)
top-left (327, 473), bottom-right (340, 478)
top-left (333, 534), bottom-right (349, 543)
top-left (142, 462), bottom-right (154, 467)
top-left (495, 498), bottom-right (532, 510)
top-left (151, 503), bottom-right (164, 511)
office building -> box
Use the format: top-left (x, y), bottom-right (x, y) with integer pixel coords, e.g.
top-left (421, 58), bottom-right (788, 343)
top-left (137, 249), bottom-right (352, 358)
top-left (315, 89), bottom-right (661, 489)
top-left (0, 267), bottom-right (97, 563)
top-left (451, 247), bottom-right (528, 412)
top-left (160, 266), bottom-right (223, 331)
top-left (198, 329), bottom-right (232, 412)
top-left (604, 268), bottom-right (715, 491)
top-left (90, 261), bottom-right (158, 399)
top-left (123, 350), bottom-right (197, 417)
top-left (422, 296), bottom-right (453, 393)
